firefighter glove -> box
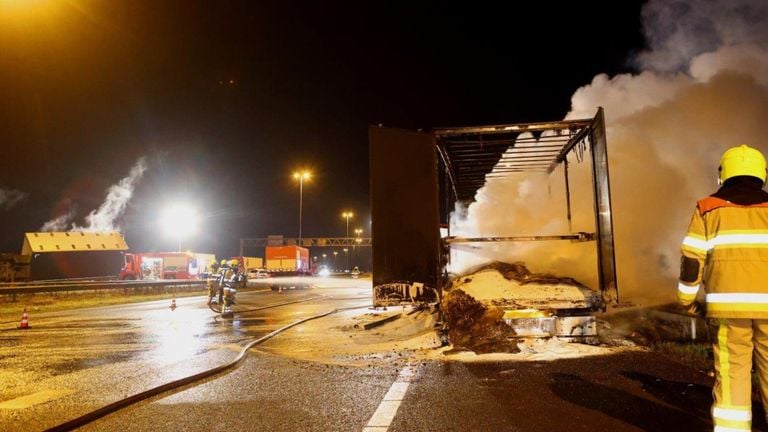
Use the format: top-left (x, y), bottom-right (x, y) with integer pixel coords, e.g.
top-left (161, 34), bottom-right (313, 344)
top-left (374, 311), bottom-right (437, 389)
top-left (684, 301), bottom-right (706, 318)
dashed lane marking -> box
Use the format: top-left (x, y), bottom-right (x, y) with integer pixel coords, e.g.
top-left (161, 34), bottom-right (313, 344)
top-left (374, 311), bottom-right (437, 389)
top-left (362, 365), bottom-right (417, 432)
top-left (0, 389), bottom-right (75, 409)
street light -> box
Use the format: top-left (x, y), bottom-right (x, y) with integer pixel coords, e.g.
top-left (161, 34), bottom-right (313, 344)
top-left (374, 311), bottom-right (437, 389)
top-left (343, 248), bottom-right (349, 271)
top-left (341, 211), bottom-right (354, 237)
top-left (161, 204), bottom-right (198, 252)
top-left (293, 170), bottom-right (311, 245)
top-left (352, 228), bottom-right (363, 266)
top-left (322, 253), bottom-right (327, 263)
top-left (333, 251), bottom-right (338, 268)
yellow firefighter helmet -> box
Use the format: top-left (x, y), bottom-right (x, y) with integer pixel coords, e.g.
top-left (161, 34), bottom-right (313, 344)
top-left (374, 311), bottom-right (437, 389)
top-left (719, 144), bottom-right (767, 184)
top-left (220, 259), bottom-right (228, 266)
top-left (230, 259), bottom-right (239, 267)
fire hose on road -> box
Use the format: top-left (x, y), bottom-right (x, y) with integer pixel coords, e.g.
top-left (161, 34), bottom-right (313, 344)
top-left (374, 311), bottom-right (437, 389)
top-left (45, 301), bottom-right (371, 432)
top-left (207, 295), bottom-right (326, 316)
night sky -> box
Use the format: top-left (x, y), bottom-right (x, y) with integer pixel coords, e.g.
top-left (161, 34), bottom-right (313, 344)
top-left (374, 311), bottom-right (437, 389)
top-left (0, 1), bottom-right (646, 257)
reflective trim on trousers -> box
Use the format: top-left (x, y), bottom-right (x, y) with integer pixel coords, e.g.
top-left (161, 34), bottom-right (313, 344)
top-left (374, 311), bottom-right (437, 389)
top-left (713, 406), bottom-right (751, 421)
top-left (718, 323), bottom-right (731, 407)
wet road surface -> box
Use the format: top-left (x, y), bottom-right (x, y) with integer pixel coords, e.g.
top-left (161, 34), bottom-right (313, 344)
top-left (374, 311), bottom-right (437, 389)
top-left (3, 277), bottom-right (764, 431)
top-left (0, 278), bottom-right (370, 430)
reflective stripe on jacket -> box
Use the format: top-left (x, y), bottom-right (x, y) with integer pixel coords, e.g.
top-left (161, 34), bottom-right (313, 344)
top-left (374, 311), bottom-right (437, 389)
top-left (679, 191), bottom-right (768, 318)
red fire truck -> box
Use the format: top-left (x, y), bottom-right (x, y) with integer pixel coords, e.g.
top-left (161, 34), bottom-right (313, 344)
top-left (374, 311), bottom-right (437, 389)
top-left (118, 252), bottom-right (216, 280)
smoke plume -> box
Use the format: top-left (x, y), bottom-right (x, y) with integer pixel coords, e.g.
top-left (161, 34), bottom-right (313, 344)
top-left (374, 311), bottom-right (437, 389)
top-left (40, 207), bottom-right (76, 232)
top-left (0, 187), bottom-right (27, 210)
top-left (40, 157), bottom-right (147, 232)
top-left (450, 0), bottom-right (768, 304)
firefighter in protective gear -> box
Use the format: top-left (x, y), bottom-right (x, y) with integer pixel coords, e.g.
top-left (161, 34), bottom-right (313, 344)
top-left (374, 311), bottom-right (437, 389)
top-left (678, 144), bottom-right (768, 431)
top-left (215, 259), bottom-right (239, 317)
top-left (210, 259), bottom-right (220, 274)
top-left (229, 258), bottom-right (247, 289)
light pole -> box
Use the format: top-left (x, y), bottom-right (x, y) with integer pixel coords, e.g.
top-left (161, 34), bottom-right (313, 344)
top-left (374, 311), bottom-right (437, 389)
top-left (293, 170), bottom-right (311, 246)
top-left (341, 211), bottom-right (354, 237)
top-left (343, 248), bottom-right (349, 271)
top-left (353, 228), bottom-right (362, 267)
top-left (333, 251), bottom-right (338, 268)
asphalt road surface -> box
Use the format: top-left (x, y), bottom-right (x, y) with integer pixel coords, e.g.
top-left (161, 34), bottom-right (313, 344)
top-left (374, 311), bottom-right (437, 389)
top-left (1, 277), bottom-right (765, 431)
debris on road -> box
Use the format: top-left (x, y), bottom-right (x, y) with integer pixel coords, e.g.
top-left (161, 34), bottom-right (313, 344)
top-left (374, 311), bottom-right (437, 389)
top-left (441, 289), bottom-right (519, 354)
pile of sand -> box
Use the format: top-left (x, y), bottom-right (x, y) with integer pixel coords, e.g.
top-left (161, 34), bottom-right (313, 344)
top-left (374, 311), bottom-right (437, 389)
top-left (450, 261), bottom-right (602, 310)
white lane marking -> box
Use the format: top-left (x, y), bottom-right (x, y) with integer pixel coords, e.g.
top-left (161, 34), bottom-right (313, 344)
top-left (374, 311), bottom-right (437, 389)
top-left (363, 365), bottom-right (416, 431)
top-left (0, 389), bottom-right (75, 409)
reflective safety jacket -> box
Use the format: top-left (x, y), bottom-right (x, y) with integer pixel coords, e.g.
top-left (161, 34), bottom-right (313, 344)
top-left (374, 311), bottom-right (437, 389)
top-left (678, 177), bottom-right (768, 318)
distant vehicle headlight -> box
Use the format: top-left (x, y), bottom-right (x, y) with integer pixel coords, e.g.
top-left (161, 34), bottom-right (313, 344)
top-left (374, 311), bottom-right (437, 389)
top-left (319, 268), bottom-right (330, 277)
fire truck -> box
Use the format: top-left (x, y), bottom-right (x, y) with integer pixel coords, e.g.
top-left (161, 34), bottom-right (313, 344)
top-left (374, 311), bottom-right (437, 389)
top-left (119, 252), bottom-right (216, 280)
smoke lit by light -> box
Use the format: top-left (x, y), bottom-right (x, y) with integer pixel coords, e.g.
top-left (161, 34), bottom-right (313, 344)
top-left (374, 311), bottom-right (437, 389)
top-left (450, 0), bottom-right (768, 304)
top-left (40, 157), bottom-right (147, 232)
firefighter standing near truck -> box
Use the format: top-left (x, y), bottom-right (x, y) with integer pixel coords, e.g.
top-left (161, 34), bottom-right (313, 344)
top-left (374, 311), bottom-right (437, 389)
top-left (678, 144), bottom-right (768, 431)
top-left (222, 259), bottom-right (239, 316)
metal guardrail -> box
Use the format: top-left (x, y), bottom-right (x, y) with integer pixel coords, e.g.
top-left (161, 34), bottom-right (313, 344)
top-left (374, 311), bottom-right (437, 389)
top-left (0, 279), bottom-right (208, 295)
top-left (2, 275), bottom-right (117, 286)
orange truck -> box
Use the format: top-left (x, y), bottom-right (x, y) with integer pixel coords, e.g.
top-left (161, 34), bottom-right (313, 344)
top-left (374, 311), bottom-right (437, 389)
top-left (119, 252), bottom-right (216, 280)
top-left (229, 256), bottom-right (263, 271)
top-left (265, 245), bottom-right (309, 275)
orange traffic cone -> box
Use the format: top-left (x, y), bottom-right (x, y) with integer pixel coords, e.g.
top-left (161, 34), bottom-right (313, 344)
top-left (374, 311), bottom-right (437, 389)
top-left (169, 295), bottom-right (177, 311)
top-left (18, 308), bottom-right (30, 329)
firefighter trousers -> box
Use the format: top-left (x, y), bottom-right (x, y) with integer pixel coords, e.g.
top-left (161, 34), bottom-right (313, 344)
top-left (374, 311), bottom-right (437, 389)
top-left (712, 318), bottom-right (768, 431)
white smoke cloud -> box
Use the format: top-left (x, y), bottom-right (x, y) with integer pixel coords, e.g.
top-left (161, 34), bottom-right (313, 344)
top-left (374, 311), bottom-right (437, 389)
top-left (75, 157), bottom-right (147, 232)
top-left (40, 157), bottom-right (147, 232)
top-left (690, 44), bottom-right (768, 87)
top-left (637, 0), bottom-right (768, 72)
top-left (450, 0), bottom-right (768, 303)
top-left (40, 207), bottom-right (76, 232)
top-left (0, 187), bottom-right (27, 210)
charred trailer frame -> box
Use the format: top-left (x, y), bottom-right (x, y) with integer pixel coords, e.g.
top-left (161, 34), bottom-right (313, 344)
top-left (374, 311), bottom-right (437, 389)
top-left (368, 109), bottom-right (617, 341)
top-left (435, 108), bottom-right (617, 342)
top-left (369, 127), bottom-right (441, 306)
top-left (436, 107), bottom-right (617, 302)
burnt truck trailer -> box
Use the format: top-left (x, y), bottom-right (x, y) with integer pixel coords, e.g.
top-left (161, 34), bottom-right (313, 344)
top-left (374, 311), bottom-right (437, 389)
top-left (370, 108), bottom-right (617, 343)
top-left (0, 232), bottom-right (128, 281)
